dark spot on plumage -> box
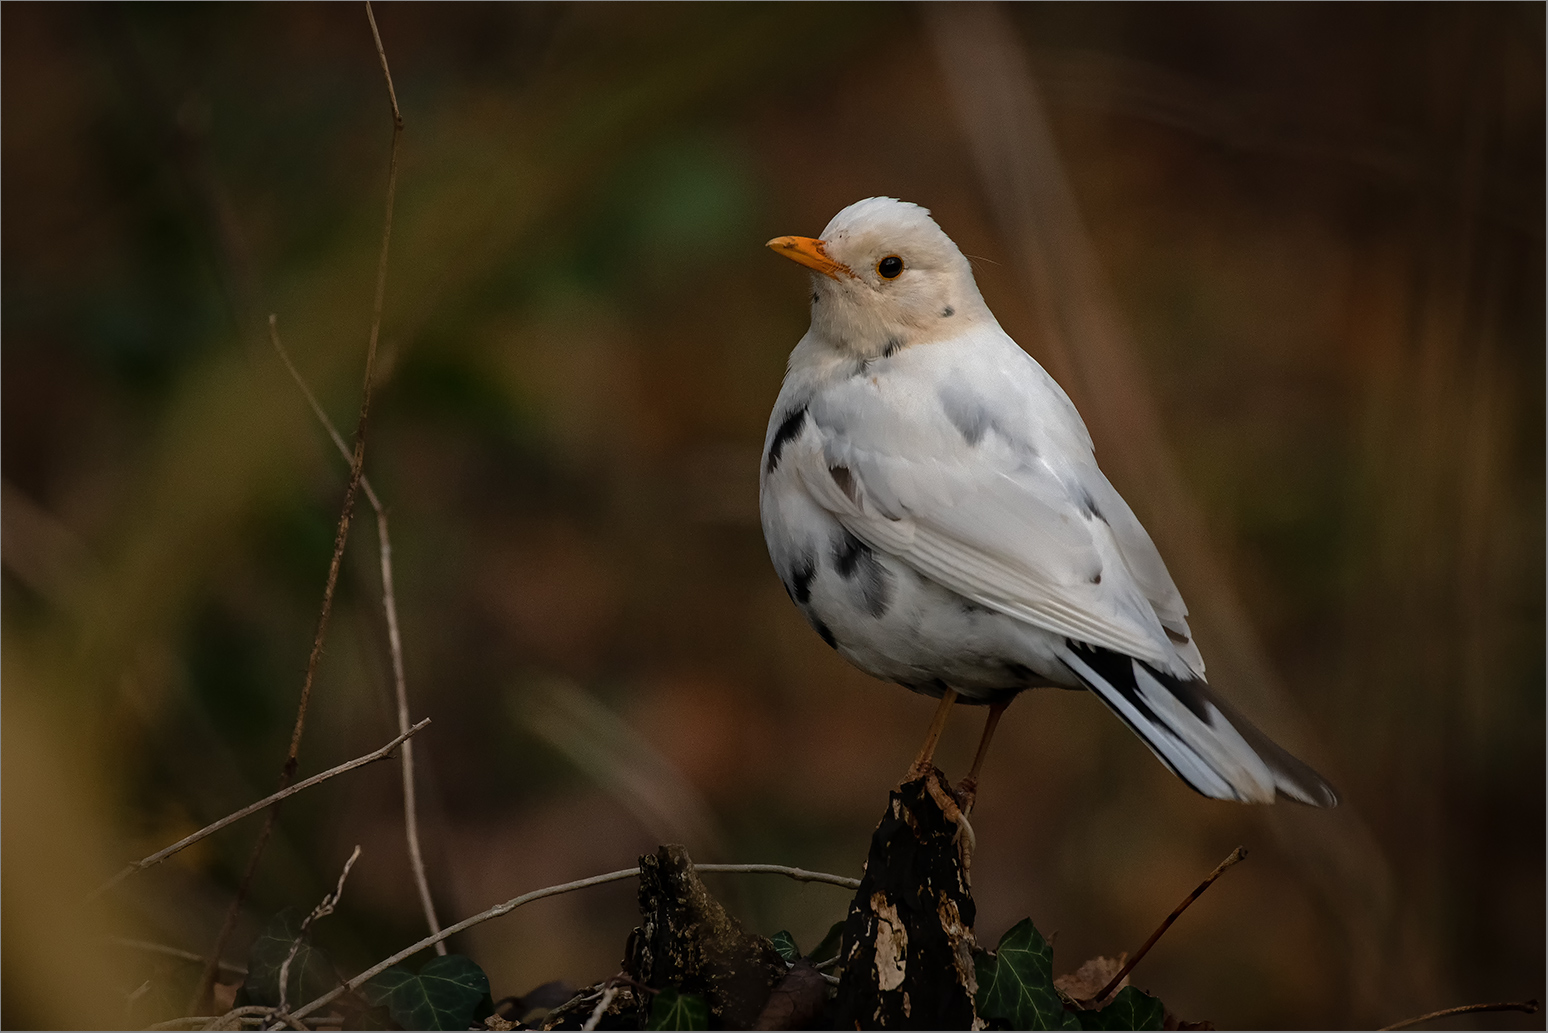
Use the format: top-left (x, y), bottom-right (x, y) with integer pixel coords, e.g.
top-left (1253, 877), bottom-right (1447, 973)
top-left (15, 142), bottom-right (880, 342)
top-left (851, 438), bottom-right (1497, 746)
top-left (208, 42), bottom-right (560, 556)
top-left (1165, 627), bottom-right (1191, 646)
top-left (833, 529), bottom-right (867, 578)
top-left (812, 292), bottom-right (820, 303)
top-left (1091, 572), bottom-right (1102, 585)
top-left (1078, 490), bottom-right (1106, 523)
top-left (942, 305), bottom-right (955, 317)
top-left (938, 379), bottom-right (993, 446)
top-left (787, 555), bottom-right (816, 604)
top-left (832, 528), bottom-right (892, 617)
top-left (766, 405), bottom-right (807, 475)
top-left (960, 599), bottom-right (993, 616)
top-left (883, 336), bottom-right (904, 358)
top-left (815, 619), bottom-right (837, 649)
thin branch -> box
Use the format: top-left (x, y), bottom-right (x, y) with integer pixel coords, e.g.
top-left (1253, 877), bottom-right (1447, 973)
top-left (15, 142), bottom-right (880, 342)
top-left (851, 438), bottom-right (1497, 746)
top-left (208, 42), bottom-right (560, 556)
top-left (90, 722), bottom-right (427, 901)
top-left (197, 1), bottom-right (404, 1004)
top-left (289, 862), bottom-right (859, 1021)
top-left (1087, 846), bottom-right (1247, 1006)
top-left (365, 1), bottom-right (403, 129)
top-left (1379, 999), bottom-right (1539, 1031)
top-left (271, 318), bottom-right (443, 954)
top-left (278, 846), bottom-right (363, 1016)
top-left (694, 863), bottom-right (861, 889)
top-left (102, 937), bottom-right (247, 977)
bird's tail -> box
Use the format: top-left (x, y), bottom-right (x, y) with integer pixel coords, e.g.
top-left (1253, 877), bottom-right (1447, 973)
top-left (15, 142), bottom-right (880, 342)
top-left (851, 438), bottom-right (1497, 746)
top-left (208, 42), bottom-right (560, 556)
top-left (1059, 641), bottom-right (1338, 807)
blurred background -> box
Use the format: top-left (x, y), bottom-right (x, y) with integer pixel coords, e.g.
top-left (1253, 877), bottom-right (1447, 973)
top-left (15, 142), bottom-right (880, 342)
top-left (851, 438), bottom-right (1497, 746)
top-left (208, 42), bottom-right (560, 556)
top-left (3, 3), bottom-right (1542, 1029)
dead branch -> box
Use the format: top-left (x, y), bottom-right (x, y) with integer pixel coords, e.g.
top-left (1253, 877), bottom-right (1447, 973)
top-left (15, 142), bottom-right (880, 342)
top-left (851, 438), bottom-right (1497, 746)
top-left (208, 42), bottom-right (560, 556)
top-left (287, 861), bottom-right (859, 1023)
top-left (270, 316), bottom-right (443, 954)
top-left (1379, 999), bottom-right (1539, 1031)
top-left (1086, 846), bottom-right (1247, 1006)
top-left (90, 721), bottom-right (427, 900)
top-left (276, 845), bottom-right (363, 1019)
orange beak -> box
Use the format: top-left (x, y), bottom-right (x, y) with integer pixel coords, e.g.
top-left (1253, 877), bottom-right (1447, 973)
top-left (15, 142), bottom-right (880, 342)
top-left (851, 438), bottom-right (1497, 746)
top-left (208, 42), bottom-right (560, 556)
top-left (766, 235), bottom-right (853, 280)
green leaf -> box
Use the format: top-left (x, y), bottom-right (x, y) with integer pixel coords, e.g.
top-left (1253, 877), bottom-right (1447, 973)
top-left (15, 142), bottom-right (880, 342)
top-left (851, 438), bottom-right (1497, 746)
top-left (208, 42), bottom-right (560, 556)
top-left (647, 987), bottom-right (710, 1031)
top-left (1075, 986), bottom-right (1166, 1031)
top-left (238, 908), bottom-right (336, 1009)
top-left (359, 955), bottom-right (491, 1031)
top-left (770, 930), bottom-right (801, 964)
top-left (808, 920), bottom-right (845, 965)
top-left (975, 919), bottom-right (1081, 1031)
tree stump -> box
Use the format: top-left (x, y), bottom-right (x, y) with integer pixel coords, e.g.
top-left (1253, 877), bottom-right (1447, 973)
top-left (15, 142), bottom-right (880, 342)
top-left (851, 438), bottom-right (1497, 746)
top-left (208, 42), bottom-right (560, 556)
top-left (832, 769), bottom-right (980, 1030)
top-left (627, 844), bottom-right (789, 1028)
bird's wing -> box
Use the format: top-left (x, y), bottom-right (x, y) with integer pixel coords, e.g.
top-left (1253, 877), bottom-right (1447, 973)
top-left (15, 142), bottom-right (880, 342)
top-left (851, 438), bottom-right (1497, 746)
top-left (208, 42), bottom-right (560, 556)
top-left (795, 333), bottom-right (1194, 674)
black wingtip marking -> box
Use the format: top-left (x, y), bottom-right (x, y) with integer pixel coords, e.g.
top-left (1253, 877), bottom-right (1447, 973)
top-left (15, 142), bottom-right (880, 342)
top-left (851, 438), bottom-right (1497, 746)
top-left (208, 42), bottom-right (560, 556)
top-left (883, 336), bottom-right (904, 358)
top-left (1067, 641), bottom-right (1213, 726)
top-left (815, 619), bottom-right (837, 649)
top-left (766, 405), bottom-right (808, 475)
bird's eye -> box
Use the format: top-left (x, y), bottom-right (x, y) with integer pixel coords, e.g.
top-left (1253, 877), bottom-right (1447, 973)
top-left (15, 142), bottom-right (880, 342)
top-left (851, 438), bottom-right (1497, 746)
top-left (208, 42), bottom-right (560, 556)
top-left (877, 255), bottom-right (904, 279)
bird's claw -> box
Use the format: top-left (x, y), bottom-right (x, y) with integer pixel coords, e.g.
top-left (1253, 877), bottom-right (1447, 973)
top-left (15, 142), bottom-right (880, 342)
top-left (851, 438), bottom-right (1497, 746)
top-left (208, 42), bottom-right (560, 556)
top-left (954, 775), bottom-right (979, 816)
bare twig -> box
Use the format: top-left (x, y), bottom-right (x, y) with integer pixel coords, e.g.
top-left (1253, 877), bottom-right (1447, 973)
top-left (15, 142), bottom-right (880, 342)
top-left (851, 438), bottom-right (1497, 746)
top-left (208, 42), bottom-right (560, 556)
top-left (270, 320), bottom-right (443, 954)
top-left (365, 1), bottom-right (403, 129)
top-left (101, 937), bottom-right (247, 977)
top-left (289, 862), bottom-right (859, 1021)
top-left (357, 1), bottom-right (444, 955)
top-left (196, 2), bottom-right (405, 1005)
top-left (694, 863), bottom-right (861, 889)
top-left (1087, 846), bottom-right (1247, 1005)
top-left (89, 722), bottom-right (427, 901)
top-left (1379, 999), bottom-right (1539, 1031)
top-left (278, 846), bottom-right (363, 1017)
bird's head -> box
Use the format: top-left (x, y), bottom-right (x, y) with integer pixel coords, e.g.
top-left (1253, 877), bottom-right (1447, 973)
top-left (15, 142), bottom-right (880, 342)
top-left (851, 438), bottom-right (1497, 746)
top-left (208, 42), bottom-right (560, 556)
top-left (767, 197), bottom-right (992, 359)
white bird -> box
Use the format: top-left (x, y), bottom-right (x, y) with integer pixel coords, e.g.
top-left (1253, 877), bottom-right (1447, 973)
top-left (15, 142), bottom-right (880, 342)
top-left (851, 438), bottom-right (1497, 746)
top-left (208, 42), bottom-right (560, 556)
top-left (760, 197), bottom-right (1336, 810)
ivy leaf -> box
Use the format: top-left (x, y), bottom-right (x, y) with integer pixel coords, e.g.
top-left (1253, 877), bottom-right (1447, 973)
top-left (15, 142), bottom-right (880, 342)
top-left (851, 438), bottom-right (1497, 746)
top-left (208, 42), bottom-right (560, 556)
top-left (1075, 986), bottom-right (1166, 1031)
top-left (647, 987), bottom-right (710, 1031)
top-left (359, 955), bottom-right (491, 1031)
top-left (237, 908), bottom-right (336, 1009)
top-left (808, 921), bottom-right (845, 965)
top-left (975, 919), bottom-right (1081, 1031)
top-left (770, 930), bottom-right (801, 964)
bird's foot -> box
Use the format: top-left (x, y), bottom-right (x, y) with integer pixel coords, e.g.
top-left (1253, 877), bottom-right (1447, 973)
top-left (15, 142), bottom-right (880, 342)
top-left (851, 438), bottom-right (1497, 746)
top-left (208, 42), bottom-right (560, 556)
top-left (954, 774), bottom-right (979, 816)
top-left (923, 769), bottom-right (976, 879)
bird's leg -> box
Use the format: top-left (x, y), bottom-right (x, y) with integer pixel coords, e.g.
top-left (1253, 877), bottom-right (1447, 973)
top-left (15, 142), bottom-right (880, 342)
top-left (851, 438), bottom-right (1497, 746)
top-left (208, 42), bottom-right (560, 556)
top-left (956, 701), bottom-right (1008, 815)
top-left (905, 688), bottom-right (958, 782)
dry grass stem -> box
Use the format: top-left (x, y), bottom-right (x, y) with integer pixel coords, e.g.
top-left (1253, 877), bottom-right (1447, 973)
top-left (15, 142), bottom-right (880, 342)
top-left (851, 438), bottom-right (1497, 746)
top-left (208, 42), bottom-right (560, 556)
top-left (102, 937), bottom-right (247, 977)
top-left (288, 861), bottom-right (859, 1021)
top-left (277, 845), bottom-right (363, 1018)
top-left (90, 721), bottom-right (427, 901)
top-left (1378, 998), bottom-right (1540, 1031)
top-left (1088, 846), bottom-right (1248, 1005)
